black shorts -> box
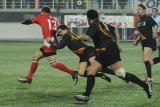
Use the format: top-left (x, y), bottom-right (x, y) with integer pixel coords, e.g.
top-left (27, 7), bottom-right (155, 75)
top-left (141, 39), bottom-right (156, 51)
top-left (79, 46), bottom-right (96, 62)
top-left (95, 43), bottom-right (121, 67)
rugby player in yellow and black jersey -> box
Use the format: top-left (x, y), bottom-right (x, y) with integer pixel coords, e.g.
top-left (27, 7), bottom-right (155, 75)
top-left (134, 4), bottom-right (160, 82)
top-left (55, 24), bottom-right (111, 82)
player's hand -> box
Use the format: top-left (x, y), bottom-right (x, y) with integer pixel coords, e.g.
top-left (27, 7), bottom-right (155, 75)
top-left (72, 71), bottom-right (78, 85)
top-left (152, 32), bottom-right (157, 39)
top-left (117, 45), bottom-right (122, 52)
top-left (21, 20), bottom-right (32, 25)
top-left (48, 40), bottom-right (58, 48)
top-left (119, 47), bottom-right (123, 52)
top-left (132, 40), bottom-right (139, 46)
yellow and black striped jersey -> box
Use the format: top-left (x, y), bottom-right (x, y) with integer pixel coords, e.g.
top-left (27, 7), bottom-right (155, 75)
top-left (57, 32), bottom-right (88, 55)
top-left (86, 20), bottom-right (115, 49)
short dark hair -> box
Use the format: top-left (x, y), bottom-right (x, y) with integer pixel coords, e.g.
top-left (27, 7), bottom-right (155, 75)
top-left (152, 8), bottom-right (158, 12)
top-left (58, 25), bottom-right (68, 30)
top-left (87, 9), bottom-right (99, 20)
top-left (41, 6), bottom-right (51, 13)
top-left (138, 4), bottom-right (146, 10)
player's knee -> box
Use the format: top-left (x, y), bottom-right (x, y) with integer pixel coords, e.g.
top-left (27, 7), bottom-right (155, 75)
top-left (78, 63), bottom-right (87, 75)
top-left (33, 55), bottom-right (40, 61)
top-left (143, 56), bottom-right (153, 64)
top-left (115, 68), bottom-right (126, 78)
top-left (87, 66), bottom-right (99, 75)
top-left (79, 71), bottom-right (87, 77)
top-left (48, 59), bottom-right (56, 67)
top-left (49, 60), bottom-right (56, 66)
top-left (33, 52), bottom-right (41, 60)
top-left (88, 56), bottom-right (95, 63)
top-left (143, 56), bottom-right (150, 61)
top-left (87, 71), bottom-right (96, 75)
top-left (78, 70), bottom-right (85, 76)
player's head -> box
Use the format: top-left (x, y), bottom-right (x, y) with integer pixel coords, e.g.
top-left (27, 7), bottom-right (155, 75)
top-left (137, 4), bottom-right (146, 16)
top-left (57, 25), bottom-right (69, 36)
top-left (152, 8), bottom-right (158, 17)
top-left (87, 9), bottom-right (99, 25)
top-left (41, 6), bottom-right (51, 14)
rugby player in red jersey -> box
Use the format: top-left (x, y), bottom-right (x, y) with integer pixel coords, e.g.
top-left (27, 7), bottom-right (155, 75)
top-left (18, 7), bottom-right (78, 84)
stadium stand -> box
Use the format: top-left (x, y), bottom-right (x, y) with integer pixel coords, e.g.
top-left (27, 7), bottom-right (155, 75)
top-left (0, 0), bottom-right (134, 41)
top-left (0, 0), bottom-right (132, 11)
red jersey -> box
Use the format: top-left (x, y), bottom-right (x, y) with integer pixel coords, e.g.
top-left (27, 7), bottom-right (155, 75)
top-left (31, 13), bottom-right (59, 39)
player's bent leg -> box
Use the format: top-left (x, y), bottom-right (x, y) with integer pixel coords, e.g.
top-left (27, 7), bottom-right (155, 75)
top-left (48, 55), bottom-right (73, 75)
top-left (114, 67), bottom-right (126, 78)
top-left (153, 56), bottom-right (160, 64)
top-left (96, 72), bottom-right (111, 82)
top-left (75, 60), bottom-right (102, 102)
top-left (101, 67), bottom-right (115, 75)
top-left (101, 67), bottom-right (128, 83)
top-left (124, 72), bottom-right (153, 99)
top-left (48, 56), bottom-right (78, 84)
top-left (33, 50), bottom-right (45, 60)
top-left (144, 49), bottom-right (160, 82)
top-left (87, 60), bottom-right (102, 75)
top-left (78, 62), bottom-right (111, 82)
top-left (152, 38), bottom-right (160, 64)
top-left (87, 64), bottom-right (112, 82)
top-left (110, 62), bottom-right (152, 98)
top-left (18, 50), bottom-right (44, 84)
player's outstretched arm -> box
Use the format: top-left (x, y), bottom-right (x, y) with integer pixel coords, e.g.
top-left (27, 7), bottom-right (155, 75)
top-left (76, 34), bottom-right (91, 41)
top-left (21, 20), bottom-right (32, 25)
top-left (152, 25), bottom-right (158, 39)
top-left (133, 36), bottom-right (140, 46)
top-left (52, 35), bottom-right (69, 49)
top-left (114, 28), bottom-right (122, 51)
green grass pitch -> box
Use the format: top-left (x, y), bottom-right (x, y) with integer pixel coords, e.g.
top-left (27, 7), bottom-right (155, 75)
top-left (0, 42), bottom-right (160, 107)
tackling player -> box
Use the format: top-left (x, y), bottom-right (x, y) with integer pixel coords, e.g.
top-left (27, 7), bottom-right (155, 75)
top-left (56, 25), bottom-right (111, 82)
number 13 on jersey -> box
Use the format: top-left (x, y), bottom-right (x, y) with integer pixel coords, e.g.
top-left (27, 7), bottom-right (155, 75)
top-left (48, 18), bottom-right (59, 31)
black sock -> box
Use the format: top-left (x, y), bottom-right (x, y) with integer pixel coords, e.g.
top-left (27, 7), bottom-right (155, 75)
top-left (153, 57), bottom-right (160, 64)
top-left (101, 68), bottom-right (128, 82)
top-left (144, 61), bottom-right (152, 78)
top-left (95, 72), bottom-right (103, 77)
top-left (101, 67), bottom-right (115, 75)
top-left (81, 71), bottom-right (103, 77)
top-left (84, 75), bottom-right (95, 96)
top-left (125, 72), bottom-right (147, 89)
